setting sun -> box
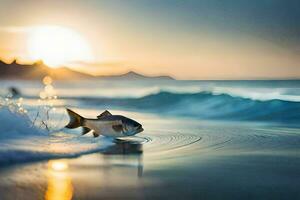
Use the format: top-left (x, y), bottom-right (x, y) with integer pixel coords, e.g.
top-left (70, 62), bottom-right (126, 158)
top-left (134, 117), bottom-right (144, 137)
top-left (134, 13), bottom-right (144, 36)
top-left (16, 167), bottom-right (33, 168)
top-left (27, 26), bottom-right (93, 67)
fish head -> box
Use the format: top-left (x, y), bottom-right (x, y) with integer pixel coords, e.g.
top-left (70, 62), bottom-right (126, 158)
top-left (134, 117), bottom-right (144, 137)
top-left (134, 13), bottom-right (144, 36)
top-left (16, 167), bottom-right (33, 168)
top-left (122, 117), bottom-right (144, 136)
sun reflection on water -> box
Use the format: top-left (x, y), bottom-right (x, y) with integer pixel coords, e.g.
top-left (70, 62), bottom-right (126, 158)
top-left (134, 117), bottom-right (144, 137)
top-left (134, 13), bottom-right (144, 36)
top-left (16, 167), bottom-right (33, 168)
top-left (45, 160), bottom-right (73, 200)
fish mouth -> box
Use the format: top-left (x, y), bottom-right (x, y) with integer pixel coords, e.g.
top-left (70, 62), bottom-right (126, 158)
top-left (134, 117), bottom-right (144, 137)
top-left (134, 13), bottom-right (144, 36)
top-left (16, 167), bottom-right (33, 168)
top-left (136, 126), bottom-right (144, 134)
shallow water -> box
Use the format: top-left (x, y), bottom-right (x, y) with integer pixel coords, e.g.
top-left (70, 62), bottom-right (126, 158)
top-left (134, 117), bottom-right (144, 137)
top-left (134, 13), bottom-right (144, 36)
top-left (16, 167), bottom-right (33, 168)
top-left (0, 109), bottom-right (299, 199)
top-left (0, 80), bottom-right (300, 199)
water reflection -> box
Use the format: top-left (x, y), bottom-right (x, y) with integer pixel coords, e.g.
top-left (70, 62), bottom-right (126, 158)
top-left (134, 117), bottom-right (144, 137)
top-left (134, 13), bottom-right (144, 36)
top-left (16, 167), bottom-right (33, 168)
top-left (45, 160), bottom-right (73, 200)
top-left (103, 139), bottom-right (144, 177)
top-left (105, 139), bottom-right (143, 155)
top-left (44, 140), bottom-right (144, 199)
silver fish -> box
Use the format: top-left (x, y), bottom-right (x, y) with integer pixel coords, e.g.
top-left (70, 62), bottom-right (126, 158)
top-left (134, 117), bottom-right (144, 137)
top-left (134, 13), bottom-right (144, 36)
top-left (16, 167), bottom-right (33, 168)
top-left (65, 108), bottom-right (144, 138)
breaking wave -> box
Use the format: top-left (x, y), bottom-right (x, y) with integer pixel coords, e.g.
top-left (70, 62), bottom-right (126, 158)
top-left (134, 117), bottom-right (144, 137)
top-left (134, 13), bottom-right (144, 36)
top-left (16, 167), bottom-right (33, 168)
top-left (1, 91), bottom-right (299, 167)
top-left (75, 91), bottom-right (300, 124)
top-left (0, 107), bottom-right (115, 166)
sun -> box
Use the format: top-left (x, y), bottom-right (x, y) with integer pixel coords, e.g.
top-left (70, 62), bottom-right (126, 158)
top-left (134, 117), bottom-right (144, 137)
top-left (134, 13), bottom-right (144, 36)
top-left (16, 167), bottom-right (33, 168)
top-left (27, 25), bottom-right (94, 68)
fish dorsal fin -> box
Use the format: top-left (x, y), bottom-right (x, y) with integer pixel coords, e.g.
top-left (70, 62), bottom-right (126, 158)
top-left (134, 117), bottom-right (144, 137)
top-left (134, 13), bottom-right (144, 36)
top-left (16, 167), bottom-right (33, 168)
top-left (97, 110), bottom-right (112, 119)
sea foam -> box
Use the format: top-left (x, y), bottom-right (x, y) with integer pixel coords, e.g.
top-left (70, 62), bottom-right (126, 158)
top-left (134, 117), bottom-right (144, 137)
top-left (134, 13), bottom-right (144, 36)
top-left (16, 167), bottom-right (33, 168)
top-left (0, 106), bottom-right (113, 166)
top-left (0, 107), bottom-right (46, 138)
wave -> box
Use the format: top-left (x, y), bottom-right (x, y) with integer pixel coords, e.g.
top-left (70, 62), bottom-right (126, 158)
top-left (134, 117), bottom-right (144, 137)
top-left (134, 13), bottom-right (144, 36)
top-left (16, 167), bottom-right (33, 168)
top-left (0, 107), bottom-right (115, 166)
top-left (74, 91), bottom-right (300, 124)
top-left (0, 93), bottom-right (299, 166)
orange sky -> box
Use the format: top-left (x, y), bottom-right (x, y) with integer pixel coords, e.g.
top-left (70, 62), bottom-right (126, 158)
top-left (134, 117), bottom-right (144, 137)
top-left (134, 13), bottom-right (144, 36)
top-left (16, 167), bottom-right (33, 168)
top-left (0, 0), bottom-right (299, 79)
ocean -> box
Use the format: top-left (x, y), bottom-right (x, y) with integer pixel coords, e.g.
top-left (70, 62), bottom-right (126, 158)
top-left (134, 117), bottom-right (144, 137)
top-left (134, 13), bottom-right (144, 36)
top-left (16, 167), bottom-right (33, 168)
top-left (0, 79), bottom-right (299, 199)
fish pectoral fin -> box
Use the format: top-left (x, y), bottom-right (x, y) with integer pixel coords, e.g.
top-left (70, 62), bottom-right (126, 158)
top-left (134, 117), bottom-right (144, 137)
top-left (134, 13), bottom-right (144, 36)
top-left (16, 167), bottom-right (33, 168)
top-left (93, 131), bottom-right (100, 138)
top-left (112, 124), bottom-right (123, 132)
top-left (97, 110), bottom-right (112, 119)
top-left (82, 127), bottom-right (91, 135)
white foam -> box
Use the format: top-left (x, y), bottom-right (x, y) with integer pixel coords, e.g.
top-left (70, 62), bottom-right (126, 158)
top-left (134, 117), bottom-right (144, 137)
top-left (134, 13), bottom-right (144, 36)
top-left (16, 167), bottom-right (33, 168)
top-left (0, 107), bottom-right (46, 138)
top-left (0, 106), bottom-right (114, 165)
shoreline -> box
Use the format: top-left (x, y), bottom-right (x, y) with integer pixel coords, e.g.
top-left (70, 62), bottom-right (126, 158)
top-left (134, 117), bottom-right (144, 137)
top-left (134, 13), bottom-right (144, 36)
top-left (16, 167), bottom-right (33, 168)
top-left (0, 116), bottom-right (299, 199)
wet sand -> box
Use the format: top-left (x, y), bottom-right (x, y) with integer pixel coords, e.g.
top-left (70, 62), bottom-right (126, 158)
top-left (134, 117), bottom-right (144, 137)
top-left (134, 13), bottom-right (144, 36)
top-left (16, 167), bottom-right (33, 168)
top-left (0, 113), bottom-right (300, 200)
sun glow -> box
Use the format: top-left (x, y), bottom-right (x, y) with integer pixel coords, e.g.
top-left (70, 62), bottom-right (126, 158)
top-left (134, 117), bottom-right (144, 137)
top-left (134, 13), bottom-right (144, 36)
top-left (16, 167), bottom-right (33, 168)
top-left (27, 26), bottom-right (94, 67)
top-left (49, 160), bottom-right (69, 171)
top-left (46, 160), bottom-right (73, 200)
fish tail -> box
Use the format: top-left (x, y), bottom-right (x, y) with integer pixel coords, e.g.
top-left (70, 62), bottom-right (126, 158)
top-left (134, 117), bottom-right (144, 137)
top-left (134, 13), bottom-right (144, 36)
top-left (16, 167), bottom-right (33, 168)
top-left (65, 108), bottom-right (85, 129)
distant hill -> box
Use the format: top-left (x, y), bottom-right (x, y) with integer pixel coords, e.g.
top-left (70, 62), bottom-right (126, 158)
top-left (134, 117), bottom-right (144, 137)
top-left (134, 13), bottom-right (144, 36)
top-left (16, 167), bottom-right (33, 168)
top-left (0, 60), bottom-right (91, 80)
top-left (98, 71), bottom-right (174, 80)
top-left (0, 60), bottom-right (174, 80)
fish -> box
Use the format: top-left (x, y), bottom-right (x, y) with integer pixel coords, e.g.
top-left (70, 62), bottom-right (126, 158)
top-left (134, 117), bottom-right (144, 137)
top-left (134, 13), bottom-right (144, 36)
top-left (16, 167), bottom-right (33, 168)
top-left (65, 108), bottom-right (144, 138)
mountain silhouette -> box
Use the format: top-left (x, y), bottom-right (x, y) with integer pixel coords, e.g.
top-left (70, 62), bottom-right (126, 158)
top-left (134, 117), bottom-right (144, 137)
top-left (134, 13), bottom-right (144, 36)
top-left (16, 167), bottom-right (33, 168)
top-left (0, 60), bottom-right (174, 80)
top-left (98, 71), bottom-right (174, 80)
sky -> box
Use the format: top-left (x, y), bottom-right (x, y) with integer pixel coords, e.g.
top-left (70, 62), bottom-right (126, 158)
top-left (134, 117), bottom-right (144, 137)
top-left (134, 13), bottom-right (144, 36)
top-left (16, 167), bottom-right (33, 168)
top-left (0, 0), bottom-right (299, 79)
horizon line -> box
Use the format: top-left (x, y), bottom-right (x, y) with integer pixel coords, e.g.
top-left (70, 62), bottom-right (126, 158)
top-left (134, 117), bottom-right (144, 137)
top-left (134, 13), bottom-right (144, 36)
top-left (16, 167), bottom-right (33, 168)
top-left (1, 58), bottom-right (299, 81)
